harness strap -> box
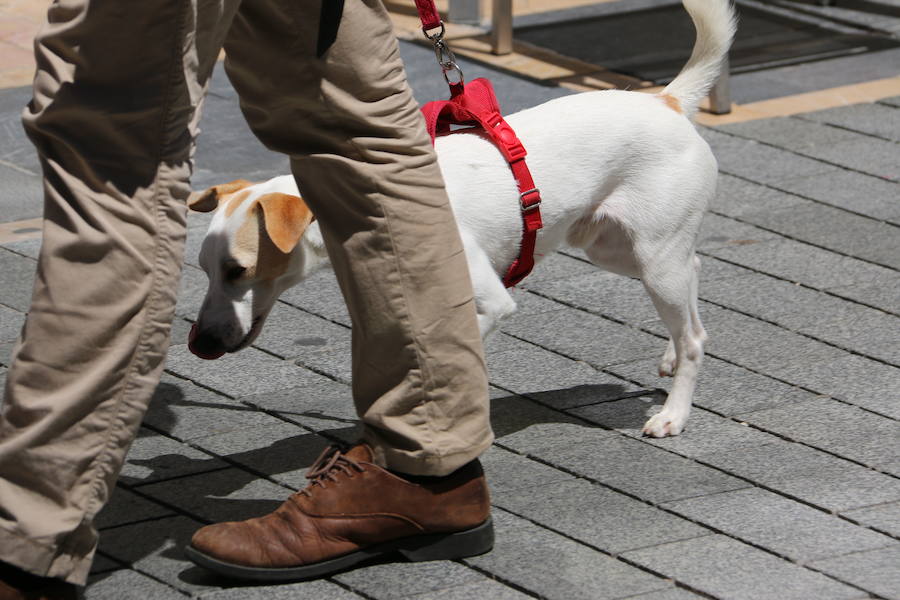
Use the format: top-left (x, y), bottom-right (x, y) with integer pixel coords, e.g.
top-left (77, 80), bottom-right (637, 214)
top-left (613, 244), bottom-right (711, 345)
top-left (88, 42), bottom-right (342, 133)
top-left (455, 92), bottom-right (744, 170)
top-left (421, 78), bottom-right (544, 288)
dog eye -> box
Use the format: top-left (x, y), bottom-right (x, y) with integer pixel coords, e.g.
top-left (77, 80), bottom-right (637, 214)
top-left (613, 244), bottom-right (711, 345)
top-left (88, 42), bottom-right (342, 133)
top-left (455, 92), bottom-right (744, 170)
top-left (225, 265), bottom-right (246, 282)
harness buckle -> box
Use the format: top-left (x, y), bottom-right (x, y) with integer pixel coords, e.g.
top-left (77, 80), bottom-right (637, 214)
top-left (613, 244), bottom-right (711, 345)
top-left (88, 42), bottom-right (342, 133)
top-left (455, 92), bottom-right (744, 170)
top-left (520, 188), bottom-right (541, 212)
top-left (482, 111), bottom-right (526, 161)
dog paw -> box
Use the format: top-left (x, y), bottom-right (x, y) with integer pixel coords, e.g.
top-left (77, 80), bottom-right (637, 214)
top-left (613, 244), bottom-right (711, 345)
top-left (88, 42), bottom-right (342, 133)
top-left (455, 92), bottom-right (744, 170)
top-left (658, 360), bottom-right (676, 378)
top-left (658, 342), bottom-right (677, 377)
top-left (642, 412), bottom-right (685, 438)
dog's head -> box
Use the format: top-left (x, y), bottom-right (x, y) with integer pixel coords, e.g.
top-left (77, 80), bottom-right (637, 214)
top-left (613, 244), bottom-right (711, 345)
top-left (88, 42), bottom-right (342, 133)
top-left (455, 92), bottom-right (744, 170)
top-left (187, 176), bottom-right (328, 359)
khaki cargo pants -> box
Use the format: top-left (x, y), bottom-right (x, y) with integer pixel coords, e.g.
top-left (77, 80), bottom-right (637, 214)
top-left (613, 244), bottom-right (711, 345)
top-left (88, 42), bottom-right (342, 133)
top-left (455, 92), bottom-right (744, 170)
top-left (0, 0), bottom-right (492, 585)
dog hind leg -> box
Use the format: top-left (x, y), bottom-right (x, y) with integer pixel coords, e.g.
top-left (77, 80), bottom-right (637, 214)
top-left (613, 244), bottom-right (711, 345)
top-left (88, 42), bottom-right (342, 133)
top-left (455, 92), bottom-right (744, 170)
top-left (641, 252), bottom-right (705, 437)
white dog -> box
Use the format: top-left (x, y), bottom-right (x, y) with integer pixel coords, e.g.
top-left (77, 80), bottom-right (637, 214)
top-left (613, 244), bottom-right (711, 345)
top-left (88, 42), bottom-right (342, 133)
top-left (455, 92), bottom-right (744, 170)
top-left (187, 0), bottom-right (736, 438)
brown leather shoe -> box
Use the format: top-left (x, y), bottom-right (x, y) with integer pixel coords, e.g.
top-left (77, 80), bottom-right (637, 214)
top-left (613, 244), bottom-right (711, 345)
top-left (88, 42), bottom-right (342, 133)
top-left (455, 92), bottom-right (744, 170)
top-left (186, 443), bottom-right (493, 581)
top-left (0, 563), bottom-right (78, 600)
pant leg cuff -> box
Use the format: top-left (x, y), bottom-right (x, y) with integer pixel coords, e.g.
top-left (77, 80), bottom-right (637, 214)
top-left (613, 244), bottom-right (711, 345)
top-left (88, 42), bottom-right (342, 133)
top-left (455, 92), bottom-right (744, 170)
top-left (0, 526), bottom-right (93, 586)
top-left (367, 431), bottom-right (494, 477)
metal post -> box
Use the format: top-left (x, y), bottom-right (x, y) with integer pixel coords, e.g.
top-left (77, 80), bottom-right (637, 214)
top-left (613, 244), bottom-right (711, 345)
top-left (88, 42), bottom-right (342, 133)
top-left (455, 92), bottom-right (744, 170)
top-left (708, 55), bottom-right (731, 115)
top-left (449, 0), bottom-right (482, 25)
top-left (491, 0), bottom-right (513, 55)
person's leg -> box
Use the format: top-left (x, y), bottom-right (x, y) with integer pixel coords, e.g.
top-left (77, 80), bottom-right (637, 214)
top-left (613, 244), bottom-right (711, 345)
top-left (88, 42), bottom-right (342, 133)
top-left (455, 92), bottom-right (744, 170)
top-left (224, 0), bottom-right (492, 476)
top-left (0, 0), bottom-right (239, 586)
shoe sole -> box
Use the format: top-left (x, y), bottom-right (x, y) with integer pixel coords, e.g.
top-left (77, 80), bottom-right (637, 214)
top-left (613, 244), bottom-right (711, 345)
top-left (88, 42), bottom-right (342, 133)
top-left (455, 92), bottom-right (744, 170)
top-left (184, 517), bottom-right (494, 582)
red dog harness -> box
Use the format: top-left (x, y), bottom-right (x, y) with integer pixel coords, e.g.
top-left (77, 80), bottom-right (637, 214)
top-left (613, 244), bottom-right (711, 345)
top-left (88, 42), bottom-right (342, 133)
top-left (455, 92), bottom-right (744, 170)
top-left (414, 3), bottom-right (543, 288)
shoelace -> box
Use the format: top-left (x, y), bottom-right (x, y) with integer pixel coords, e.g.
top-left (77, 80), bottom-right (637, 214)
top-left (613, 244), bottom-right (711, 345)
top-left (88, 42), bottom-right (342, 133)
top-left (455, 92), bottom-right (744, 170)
top-left (300, 444), bottom-right (366, 497)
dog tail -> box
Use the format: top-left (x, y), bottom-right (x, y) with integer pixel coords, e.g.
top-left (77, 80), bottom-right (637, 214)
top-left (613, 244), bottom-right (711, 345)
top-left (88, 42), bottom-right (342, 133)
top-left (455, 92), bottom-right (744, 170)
top-left (661, 0), bottom-right (737, 119)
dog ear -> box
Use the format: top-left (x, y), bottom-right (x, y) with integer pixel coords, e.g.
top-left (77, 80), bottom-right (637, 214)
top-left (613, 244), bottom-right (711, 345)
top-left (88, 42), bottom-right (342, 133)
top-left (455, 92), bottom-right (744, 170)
top-left (187, 179), bottom-right (252, 212)
top-left (256, 193), bottom-right (315, 254)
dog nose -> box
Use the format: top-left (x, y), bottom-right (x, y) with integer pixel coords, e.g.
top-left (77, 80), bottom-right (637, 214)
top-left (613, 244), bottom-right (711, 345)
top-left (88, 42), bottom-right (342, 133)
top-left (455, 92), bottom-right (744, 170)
top-left (188, 323), bottom-right (227, 360)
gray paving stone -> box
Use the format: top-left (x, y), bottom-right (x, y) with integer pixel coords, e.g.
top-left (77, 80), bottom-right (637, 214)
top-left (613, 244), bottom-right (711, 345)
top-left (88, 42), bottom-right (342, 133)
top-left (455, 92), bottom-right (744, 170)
top-left (696, 213), bottom-right (783, 253)
top-left (507, 287), bottom-right (570, 318)
top-left (698, 271), bottom-right (853, 332)
top-left (0, 236), bottom-right (40, 259)
top-left (606, 356), bottom-right (819, 417)
top-left (95, 488), bottom-right (175, 530)
top-left (500, 418), bottom-right (750, 504)
top-left (696, 304), bottom-right (849, 380)
top-left (843, 501), bottom-right (900, 538)
top-left (0, 303), bottom-right (24, 343)
top-left (619, 589), bottom-right (706, 600)
top-left (199, 580), bottom-right (365, 599)
top-left (488, 341), bottom-right (644, 409)
top-left (293, 340), bottom-right (354, 384)
top-left (174, 264), bottom-right (209, 320)
top-left (480, 445), bottom-right (575, 495)
top-left (489, 389), bottom-right (599, 449)
top-left (0, 343), bottom-right (12, 367)
top-left (701, 128), bottom-right (835, 185)
top-left (138, 468), bottom-right (288, 524)
top-left (810, 545), bottom-right (900, 600)
top-left (622, 534), bottom-right (861, 600)
top-left (880, 96), bottom-right (900, 108)
top-left (145, 375), bottom-right (281, 441)
top-left (700, 272), bottom-right (900, 363)
top-left (802, 103), bottom-right (900, 143)
top-left (119, 428), bottom-right (227, 486)
top-left (663, 487), bottom-right (896, 563)
top-left (706, 442), bottom-right (900, 512)
top-left (0, 163), bottom-right (42, 222)
top-left (719, 116), bottom-right (900, 180)
top-left (799, 307), bottom-right (900, 365)
top-left (745, 397), bottom-right (900, 476)
top-left (522, 270), bottom-right (664, 327)
top-left (182, 215), bottom-right (211, 269)
top-left (168, 316), bottom-right (194, 347)
top-left (165, 345), bottom-right (322, 397)
top-left (525, 250), bottom-right (602, 286)
top-left (482, 330), bottom-right (539, 355)
top-left (0, 87), bottom-right (40, 174)
top-left (774, 168), bottom-right (900, 222)
top-left (465, 509), bottom-right (672, 600)
top-left (499, 305), bottom-right (662, 369)
top-left (192, 423), bottom-right (342, 490)
top-left (401, 578), bottom-right (533, 600)
top-left (88, 554), bottom-right (122, 575)
top-left (764, 353), bottom-right (900, 419)
top-left (334, 560), bottom-right (483, 599)
top-left (829, 276), bottom-right (900, 315)
top-left (712, 173), bottom-right (807, 221)
top-left (496, 477), bottom-right (709, 554)
top-left (746, 202), bottom-right (900, 270)
top-left (0, 247), bottom-right (35, 312)
top-left (278, 268), bottom-right (352, 326)
top-left (717, 117), bottom-right (863, 156)
top-left (253, 302), bottom-right (351, 360)
top-left (707, 237), bottom-right (897, 291)
top-left (97, 515), bottom-right (223, 595)
top-left (695, 255), bottom-right (755, 281)
top-left (84, 569), bottom-right (185, 600)
top-left (236, 378), bottom-right (358, 425)
top-left (573, 402), bottom-right (776, 459)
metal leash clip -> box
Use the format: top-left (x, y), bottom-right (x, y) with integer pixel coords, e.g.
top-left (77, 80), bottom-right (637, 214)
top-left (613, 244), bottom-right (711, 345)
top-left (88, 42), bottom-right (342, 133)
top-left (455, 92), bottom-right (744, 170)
top-left (423, 24), bottom-right (465, 87)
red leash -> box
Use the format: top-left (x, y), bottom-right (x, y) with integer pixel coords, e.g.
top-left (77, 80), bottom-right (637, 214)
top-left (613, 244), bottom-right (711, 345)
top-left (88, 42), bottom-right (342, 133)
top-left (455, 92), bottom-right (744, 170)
top-left (414, 1), bottom-right (543, 288)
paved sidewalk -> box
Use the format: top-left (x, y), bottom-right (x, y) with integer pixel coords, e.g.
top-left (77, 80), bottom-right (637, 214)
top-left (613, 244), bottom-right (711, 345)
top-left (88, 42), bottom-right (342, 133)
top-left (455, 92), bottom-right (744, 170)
top-left (2, 13), bottom-right (900, 600)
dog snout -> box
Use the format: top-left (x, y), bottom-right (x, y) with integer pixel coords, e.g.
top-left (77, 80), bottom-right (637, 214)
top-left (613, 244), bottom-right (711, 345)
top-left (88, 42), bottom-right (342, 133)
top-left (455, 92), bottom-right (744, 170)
top-left (188, 323), bottom-right (227, 360)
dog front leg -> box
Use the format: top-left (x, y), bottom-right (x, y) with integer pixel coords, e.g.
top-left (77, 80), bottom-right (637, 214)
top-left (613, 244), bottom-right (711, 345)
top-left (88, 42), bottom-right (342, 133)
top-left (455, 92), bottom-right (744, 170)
top-left (461, 234), bottom-right (517, 339)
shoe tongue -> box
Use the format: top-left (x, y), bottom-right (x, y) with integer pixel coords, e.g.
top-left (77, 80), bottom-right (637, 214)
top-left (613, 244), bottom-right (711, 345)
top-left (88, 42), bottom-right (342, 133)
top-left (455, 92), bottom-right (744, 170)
top-left (343, 443), bottom-right (374, 463)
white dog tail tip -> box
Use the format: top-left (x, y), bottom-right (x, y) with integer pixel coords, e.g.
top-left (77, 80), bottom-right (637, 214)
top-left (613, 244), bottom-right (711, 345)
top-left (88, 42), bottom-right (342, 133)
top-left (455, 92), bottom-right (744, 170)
top-left (662, 0), bottom-right (737, 119)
